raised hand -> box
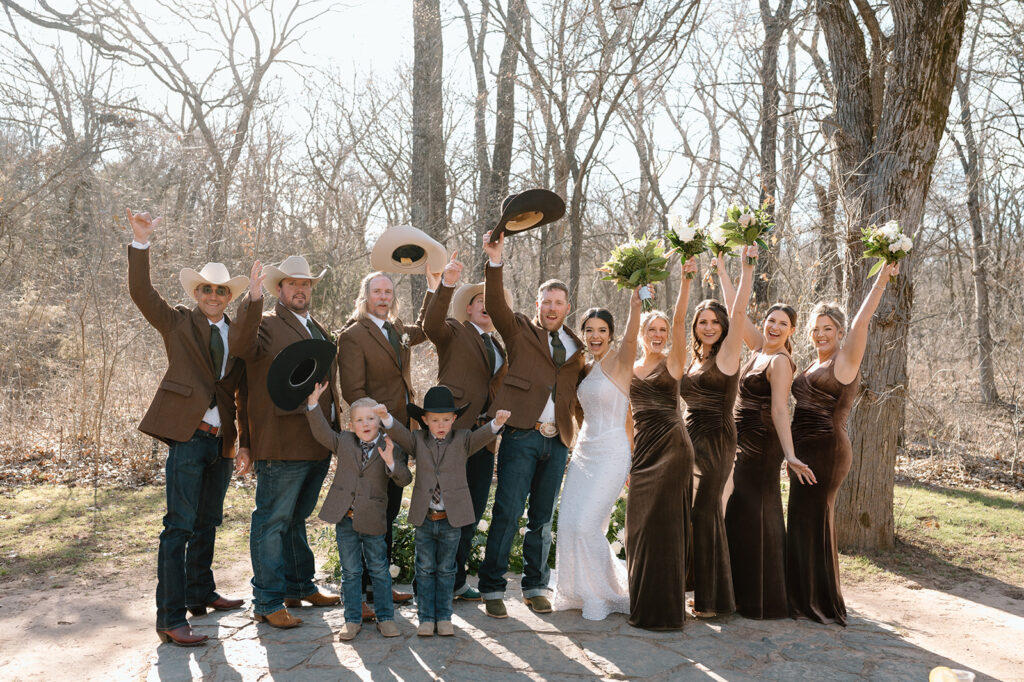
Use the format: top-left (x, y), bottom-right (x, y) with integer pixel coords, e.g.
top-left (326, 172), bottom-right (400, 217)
top-left (494, 409), bottom-right (511, 427)
top-left (378, 435), bottom-right (395, 468)
top-left (630, 285), bottom-right (646, 313)
top-left (248, 260), bottom-right (265, 300)
top-left (681, 256), bottom-right (698, 278)
top-left (786, 454), bottom-right (818, 486)
top-left (741, 244), bottom-right (760, 267)
top-left (482, 230), bottom-right (504, 264)
top-left (307, 380), bottom-right (328, 408)
top-left (372, 403), bottom-right (389, 421)
top-left (126, 207), bottom-right (163, 244)
top-left (425, 267), bottom-right (442, 291)
top-left (441, 251), bottom-right (463, 287)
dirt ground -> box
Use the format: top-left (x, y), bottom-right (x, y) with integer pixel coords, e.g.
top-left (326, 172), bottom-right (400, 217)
top-left (1, 557), bottom-right (1021, 681)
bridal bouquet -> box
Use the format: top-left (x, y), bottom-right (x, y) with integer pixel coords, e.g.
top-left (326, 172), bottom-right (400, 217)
top-left (599, 235), bottom-right (670, 311)
top-left (664, 215), bottom-right (706, 279)
top-left (861, 220), bottom-right (912, 277)
top-left (704, 222), bottom-right (732, 274)
top-left (718, 199), bottom-right (775, 264)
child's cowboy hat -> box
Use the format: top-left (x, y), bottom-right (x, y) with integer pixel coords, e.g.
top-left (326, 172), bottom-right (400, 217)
top-left (488, 189), bottom-right (565, 243)
top-left (262, 255), bottom-right (327, 294)
top-left (266, 339), bottom-right (337, 411)
top-left (179, 263), bottom-right (249, 302)
top-left (371, 224), bottom-right (447, 275)
top-left (407, 385), bottom-right (469, 429)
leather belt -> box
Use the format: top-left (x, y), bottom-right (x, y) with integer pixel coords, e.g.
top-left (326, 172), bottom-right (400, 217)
top-left (427, 510), bottom-right (448, 521)
top-left (534, 421), bottom-right (558, 438)
top-left (196, 421), bottom-right (219, 437)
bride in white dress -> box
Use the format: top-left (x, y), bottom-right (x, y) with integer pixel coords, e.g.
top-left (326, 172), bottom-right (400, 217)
top-left (553, 287), bottom-right (642, 620)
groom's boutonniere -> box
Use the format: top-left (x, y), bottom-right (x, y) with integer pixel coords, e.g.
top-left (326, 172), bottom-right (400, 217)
top-left (400, 332), bottom-right (410, 348)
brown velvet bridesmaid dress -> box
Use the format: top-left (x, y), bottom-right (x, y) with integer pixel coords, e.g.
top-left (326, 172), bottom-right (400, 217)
top-left (787, 358), bottom-right (858, 625)
top-left (680, 358), bottom-right (737, 615)
top-left (626, 358), bottom-right (693, 630)
top-left (724, 352), bottom-right (792, 619)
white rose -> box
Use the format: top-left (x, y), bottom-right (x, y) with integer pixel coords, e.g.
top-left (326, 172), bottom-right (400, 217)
top-left (389, 564), bottom-right (400, 578)
top-left (678, 223), bottom-right (696, 242)
top-left (738, 213), bottom-right (755, 228)
top-left (879, 220), bottom-right (901, 240)
top-left (899, 235), bottom-right (913, 252)
top-left (668, 214), bottom-right (683, 232)
top-left (888, 241), bottom-right (902, 253)
top-left (610, 541), bottom-right (623, 554)
top-left (477, 519), bottom-right (489, 532)
top-left (710, 226), bottom-right (729, 245)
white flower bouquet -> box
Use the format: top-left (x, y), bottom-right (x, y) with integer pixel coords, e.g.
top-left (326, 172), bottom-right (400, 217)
top-left (664, 215), bottom-right (706, 279)
top-left (717, 198), bottom-right (775, 264)
top-left (861, 220), bottom-right (912, 277)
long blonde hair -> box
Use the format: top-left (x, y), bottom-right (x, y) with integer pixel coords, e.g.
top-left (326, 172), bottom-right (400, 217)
top-left (351, 271), bottom-right (399, 321)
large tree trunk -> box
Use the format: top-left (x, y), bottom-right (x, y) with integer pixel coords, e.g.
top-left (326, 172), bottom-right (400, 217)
top-left (955, 71), bottom-right (999, 404)
top-left (411, 0), bottom-right (446, 301)
top-left (817, 0), bottom-right (967, 550)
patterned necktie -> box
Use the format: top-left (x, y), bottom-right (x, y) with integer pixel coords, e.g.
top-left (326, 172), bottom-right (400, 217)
top-left (209, 324), bottom-right (224, 379)
top-left (306, 318), bottom-right (324, 340)
top-left (430, 437), bottom-right (443, 506)
top-left (383, 321), bottom-right (403, 368)
top-left (360, 438), bottom-right (376, 467)
top-left (481, 333), bottom-right (497, 375)
top-left (549, 330), bottom-right (566, 367)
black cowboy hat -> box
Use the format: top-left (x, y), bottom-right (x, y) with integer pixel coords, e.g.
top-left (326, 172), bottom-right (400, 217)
top-left (407, 385), bottom-right (469, 429)
top-left (267, 339), bottom-right (337, 411)
top-left (488, 189), bottom-right (566, 242)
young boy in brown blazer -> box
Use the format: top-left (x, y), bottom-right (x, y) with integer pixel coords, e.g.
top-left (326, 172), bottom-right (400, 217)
top-left (304, 384), bottom-right (412, 641)
top-left (374, 388), bottom-right (510, 637)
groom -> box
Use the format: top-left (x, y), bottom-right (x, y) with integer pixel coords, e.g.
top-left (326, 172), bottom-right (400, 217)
top-left (476, 231), bottom-right (585, 617)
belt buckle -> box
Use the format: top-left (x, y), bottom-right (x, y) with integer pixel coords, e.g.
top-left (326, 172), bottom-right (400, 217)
top-left (537, 422), bottom-right (558, 438)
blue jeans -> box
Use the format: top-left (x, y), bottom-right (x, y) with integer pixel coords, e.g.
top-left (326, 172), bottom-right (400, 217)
top-left (156, 431), bottom-right (233, 630)
top-left (250, 457), bottom-right (330, 616)
top-left (478, 427), bottom-right (568, 600)
top-left (414, 517), bottom-right (461, 622)
top-left (455, 444), bottom-right (495, 595)
top-left (336, 516), bottom-right (393, 623)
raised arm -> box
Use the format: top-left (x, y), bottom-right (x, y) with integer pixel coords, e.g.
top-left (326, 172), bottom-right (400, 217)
top-left (717, 245), bottom-right (758, 374)
top-left (402, 282), bottom-right (434, 347)
top-left (666, 257), bottom-right (697, 379)
top-left (126, 209), bottom-right (177, 334)
top-left (377, 403), bottom-right (416, 455)
top-left (834, 262), bottom-right (899, 385)
top-left (606, 285), bottom-right (644, 386)
top-left (482, 231), bottom-right (519, 338)
top-left (228, 261), bottom-right (268, 361)
top-left (423, 254), bottom-right (461, 346)
top-left (716, 255), bottom-right (764, 351)
top-left (766, 354), bottom-right (816, 486)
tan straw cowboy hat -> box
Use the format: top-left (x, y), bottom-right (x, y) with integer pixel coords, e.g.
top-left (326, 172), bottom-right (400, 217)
top-left (179, 263), bottom-right (249, 303)
top-left (371, 224), bottom-right (447, 274)
top-left (262, 255), bottom-right (327, 293)
top-left (451, 282), bottom-right (514, 323)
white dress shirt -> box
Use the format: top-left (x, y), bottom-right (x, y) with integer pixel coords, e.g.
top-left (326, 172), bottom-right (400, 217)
top-left (538, 325), bottom-right (577, 424)
top-left (470, 321), bottom-right (504, 375)
top-left (201, 318), bottom-right (229, 427)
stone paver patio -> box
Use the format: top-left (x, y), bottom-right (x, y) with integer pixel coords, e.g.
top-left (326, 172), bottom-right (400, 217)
top-left (146, 581), bottom-right (984, 681)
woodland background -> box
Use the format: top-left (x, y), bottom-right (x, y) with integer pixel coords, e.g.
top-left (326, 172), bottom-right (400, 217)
top-left (0, 0), bottom-right (1021, 554)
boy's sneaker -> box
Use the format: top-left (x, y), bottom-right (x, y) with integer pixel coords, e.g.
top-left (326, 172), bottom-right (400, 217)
top-left (337, 623), bottom-right (361, 641)
top-left (376, 621), bottom-right (400, 637)
top-left (455, 587), bottom-right (482, 601)
top-left (436, 620), bottom-right (455, 636)
top-left (484, 599), bottom-right (508, 618)
top-left (417, 621), bottom-right (435, 637)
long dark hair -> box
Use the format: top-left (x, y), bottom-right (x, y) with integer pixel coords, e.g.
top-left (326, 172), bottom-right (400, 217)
top-left (763, 303), bottom-right (798, 353)
top-left (690, 299), bottom-right (729, 362)
top-left (580, 307), bottom-right (615, 337)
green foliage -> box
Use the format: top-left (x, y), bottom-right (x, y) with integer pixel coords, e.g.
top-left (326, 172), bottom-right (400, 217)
top-left (716, 198), bottom-right (775, 264)
top-left (861, 220), bottom-right (913, 277)
top-left (664, 217), bottom-right (706, 278)
top-left (599, 236), bottom-right (670, 310)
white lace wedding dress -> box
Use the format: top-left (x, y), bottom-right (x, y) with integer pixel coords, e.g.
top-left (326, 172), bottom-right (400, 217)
top-left (552, 358), bottom-right (632, 620)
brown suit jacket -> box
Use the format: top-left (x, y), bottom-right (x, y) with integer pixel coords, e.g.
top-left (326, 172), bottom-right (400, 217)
top-left (229, 293), bottom-right (340, 461)
top-left (485, 264), bottom-right (585, 447)
top-left (127, 246), bottom-right (248, 458)
top-left (337, 293), bottom-right (430, 427)
top-left (308, 408), bottom-right (411, 535)
top-left (385, 420), bottom-right (498, 527)
top-left (423, 283), bottom-right (507, 432)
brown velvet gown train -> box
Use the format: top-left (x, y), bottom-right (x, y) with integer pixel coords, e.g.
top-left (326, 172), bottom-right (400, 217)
top-left (786, 358), bottom-right (858, 625)
top-left (626, 358), bottom-right (693, 630)
top-left (724, 352), bottom-right (792, 619)
top-left (680, 358), bottom-right (738, 615)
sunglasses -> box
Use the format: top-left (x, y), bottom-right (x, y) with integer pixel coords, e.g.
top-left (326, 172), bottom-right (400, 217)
top-left (198, 284), bottom-right (231, 297)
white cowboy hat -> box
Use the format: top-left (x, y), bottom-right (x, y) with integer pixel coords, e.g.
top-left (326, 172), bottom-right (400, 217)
top-left (451, 282), bottom-right (514, 324)
top-left (179, 263), bottom-right (249, 303)
top-left (262, 255), bottom-right (327, 294)
top-left (370, 224), bottom-right (447, 275)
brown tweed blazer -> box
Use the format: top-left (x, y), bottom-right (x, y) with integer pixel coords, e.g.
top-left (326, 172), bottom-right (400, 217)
top-left (229, 293), bottom-right (340, 461)
top-left (422, 283), bottom-right (507, 433)
top-left (337, 293), bottom-right (430, 427)
top-left (309, 408), bottom-right (412, 535)
top-left (385, 420), bottom-right (498, 528)
top-left (485, 264), bottom-right (585, 447)
top-left (127, 246), bottom-right (248, 458)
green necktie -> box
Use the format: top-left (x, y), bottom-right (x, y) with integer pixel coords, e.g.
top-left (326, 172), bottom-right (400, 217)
top-left (481, 333), bottom-right (497, 375)
top-left (306, 318), bottom-right (324, 340)
top-left (209, 324), bottom-right (225, 379)
top-left (383, 321), bottom-right (403, 368)
top-left (550, 330), bottom-right (566, 367)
